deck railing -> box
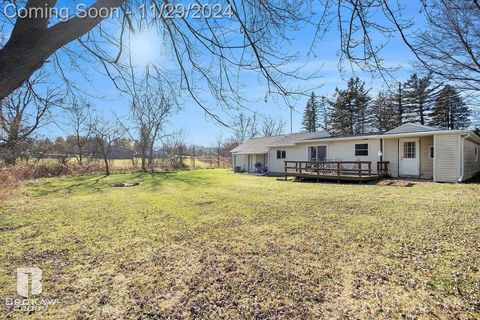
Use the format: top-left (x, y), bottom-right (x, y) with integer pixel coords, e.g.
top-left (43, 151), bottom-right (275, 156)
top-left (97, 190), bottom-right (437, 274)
top-left (284, 160), bottom-right (389, 181)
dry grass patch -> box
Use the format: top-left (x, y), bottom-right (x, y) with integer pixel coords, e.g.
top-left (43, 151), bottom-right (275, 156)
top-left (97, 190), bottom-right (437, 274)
top-left (0, 170), bottom-right (479, 319)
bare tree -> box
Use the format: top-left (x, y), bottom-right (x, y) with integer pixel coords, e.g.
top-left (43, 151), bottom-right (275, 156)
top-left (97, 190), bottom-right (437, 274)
top-left (0, 0), bottom-right (321, 115)
top-left (215, 134), bottom-right (224, 168)
top-left (412, 1), bottom-right (480, 93)
top-left (0, 75), bottom-right (62, 165)
top-left (163, 129), bottom-right (188, 169)
top-left (260, 116), bottom-right (286, 136)
top-left (64, 98), bottom-right (94, 164)
top-left (125, 80), bottom-right (174, 172)
top-left (231, 113), bottom-right (259, 144)
top-left (92, 118), bottom-right (123, 175)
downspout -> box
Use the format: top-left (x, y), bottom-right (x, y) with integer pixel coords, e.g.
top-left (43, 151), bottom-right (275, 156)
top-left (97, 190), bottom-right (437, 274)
top-left (458, 134), bottom-right (469, 182)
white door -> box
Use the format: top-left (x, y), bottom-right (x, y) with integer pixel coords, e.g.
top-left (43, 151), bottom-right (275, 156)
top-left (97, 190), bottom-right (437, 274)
top-left (399, 138), bottom-right (419, 176)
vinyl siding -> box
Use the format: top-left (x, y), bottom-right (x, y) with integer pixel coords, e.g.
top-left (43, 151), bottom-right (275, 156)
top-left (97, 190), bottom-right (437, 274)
top-left (383, 138), bottom-right (399, 178)
top-left (268, 139), bottom-right (383, 174)
top-left (434, 134), bottom-right (460, 182)
top-left (420, 136), bottom-right (433, 179)
top-left (268, 147), bottom-right (298, 173)
top-left (233, 153), bottom-right (266, 172)
top-left (463, 139), bottom-right (480, 180)
top-left (233, 154), bottom-right (248, 171)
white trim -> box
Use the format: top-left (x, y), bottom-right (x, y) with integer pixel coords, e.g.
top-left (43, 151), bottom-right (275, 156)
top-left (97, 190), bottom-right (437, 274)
top-left (276, 149), bottom-right (286, 159)
top-left (459, 135), bottom-right (465, 182)
top-left (433, 135), bottom-right (437, 182)
top-left (266, 130), bottom-right (480, 147)
top-left (354, 142), bottom-right (369, 157)
top-left (306, 144), bottom-right (328, 161)
top-left (399, 138), bottom-right (420, 177)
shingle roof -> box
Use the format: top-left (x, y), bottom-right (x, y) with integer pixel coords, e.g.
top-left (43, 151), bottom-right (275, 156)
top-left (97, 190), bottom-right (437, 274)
top-left (386, 123), bottom-right (441, 134)
top-left (230, 136), bottom-right (285, 154)
top-left (230, 123), bottom-right (447, 154)
top-left (266, 131), bottom-right (331, 146)
top-left (230, 131), bottom-right (330, 154)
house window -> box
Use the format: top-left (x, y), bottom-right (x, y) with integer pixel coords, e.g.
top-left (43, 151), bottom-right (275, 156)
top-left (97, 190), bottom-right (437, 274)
top-left (403, 141), bottom-right (416, 159)
top-left (354, 143), bottom-right (369, 156)
top-left (276, 150), bottom-right (286, 159)
top-left (308, 146), bottom-right (327, 161)
top-left (475, 147), bottom-right (479, 162)
top-left (429, 146), bottom-right (434, 159)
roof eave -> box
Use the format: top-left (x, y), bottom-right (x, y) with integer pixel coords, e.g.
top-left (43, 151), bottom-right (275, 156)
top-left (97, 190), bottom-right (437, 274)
top-left (294, 130), bottom-right (474, 144)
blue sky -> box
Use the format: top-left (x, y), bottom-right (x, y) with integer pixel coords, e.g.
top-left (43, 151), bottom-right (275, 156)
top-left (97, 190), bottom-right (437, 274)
top-left (33, 1), bottom-right (425, 146)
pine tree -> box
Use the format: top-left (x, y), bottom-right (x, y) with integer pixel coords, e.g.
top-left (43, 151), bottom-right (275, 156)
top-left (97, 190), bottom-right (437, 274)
top-left (330, 88), bottom-right (353, 135)
top-left (391, 82), bottom-right (404, 126)
top-left (430, 85), bottom-right (470, 129)
top-left (330, 77), bottom-right (371, 135)
top-left (370, 91), bottom-right (399, 132)
top-left (302, 92), bottom-right (319, 132)
top-left (317, 95), bottom-right (332, 132)
top-left (403, 72), bottom-right (438, 125)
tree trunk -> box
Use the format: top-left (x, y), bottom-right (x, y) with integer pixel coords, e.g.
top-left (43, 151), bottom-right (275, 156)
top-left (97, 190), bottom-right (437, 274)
top-left (3, 139), bottom-right (18, 166)
top-left (141, 150), bottom-right (147, 172)
top-left (103, 156), bottom-right (110, 175)
top-left (77, 142), bottom-right (83, 165)
top-left (0, 0), bottom-right (125, 100)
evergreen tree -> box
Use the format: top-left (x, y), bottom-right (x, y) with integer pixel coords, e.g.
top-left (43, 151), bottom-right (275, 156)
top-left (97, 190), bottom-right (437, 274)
top-left (370, 91), bottom-right (399, 132)
top-left (330, 77), bottom-right (371, 135)
top-left (317, 95), bottom-right (332, 132)
top-left (430, 85), bottom-right (470, 129)
top-left (302, 92), bottom-right (319, 132)
top-left (403, 72), bottom-right (438, 125)
top-left (391, 82), bottom-right (404, 126)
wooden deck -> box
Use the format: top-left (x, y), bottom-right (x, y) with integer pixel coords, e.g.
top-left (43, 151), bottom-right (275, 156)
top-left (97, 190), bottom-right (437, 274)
top-left (284, 160), bottom-right (389, 182)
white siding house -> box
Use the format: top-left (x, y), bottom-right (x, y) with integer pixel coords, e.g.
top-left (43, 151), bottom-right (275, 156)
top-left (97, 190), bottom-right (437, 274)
top-left (231, 123), bottom-right (480, 182)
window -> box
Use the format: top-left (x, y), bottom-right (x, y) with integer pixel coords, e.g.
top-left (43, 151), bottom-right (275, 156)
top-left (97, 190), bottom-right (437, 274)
top-left (308, 146), bottom-right (327, 161)
top-left (475, 147), bottom-right (479, 162)
top-left (276, 150), bottom-right (286, 159)
top-left (355, 143), bottom-right (369, 156)
top-left (403, 141), bottom-right (416, 159)
top-left (429, 146), bottom-right (434, 159)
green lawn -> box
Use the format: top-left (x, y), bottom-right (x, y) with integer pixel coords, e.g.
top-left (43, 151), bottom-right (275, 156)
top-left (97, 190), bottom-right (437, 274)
top-left (0, 170), bottom-right (479, 319)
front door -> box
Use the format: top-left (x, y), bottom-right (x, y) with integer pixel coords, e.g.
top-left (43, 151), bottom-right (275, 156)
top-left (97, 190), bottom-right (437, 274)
top-left (399, 138), bottom-right (419, 176)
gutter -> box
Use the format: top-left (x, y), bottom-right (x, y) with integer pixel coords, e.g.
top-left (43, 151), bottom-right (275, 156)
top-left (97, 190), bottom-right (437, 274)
top-left (266, 130), bottom-right (473, 147)
top-left (459, 134), bottom-right (467, 182)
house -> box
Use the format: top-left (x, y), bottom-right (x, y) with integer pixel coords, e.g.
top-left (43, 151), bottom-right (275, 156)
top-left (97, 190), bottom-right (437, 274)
top-left (230, 123), bottom-right (480, 182)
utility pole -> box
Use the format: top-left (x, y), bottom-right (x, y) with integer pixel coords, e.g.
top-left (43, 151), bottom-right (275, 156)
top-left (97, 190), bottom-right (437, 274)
top-left (398, 82), bottom-right (403, 125)
top-left (289, 106), bottom-right (293, 133)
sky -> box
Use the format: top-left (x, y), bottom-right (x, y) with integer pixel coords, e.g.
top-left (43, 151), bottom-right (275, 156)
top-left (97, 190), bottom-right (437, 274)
top-left (28, 1), bottom-right (426, 146)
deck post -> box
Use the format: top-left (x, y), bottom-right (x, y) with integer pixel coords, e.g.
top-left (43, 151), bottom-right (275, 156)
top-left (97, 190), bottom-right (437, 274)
top-left (284, 161), bottom-right (287, 181)
top-left (368, 162), bottom-right (371, 176)
top-left (337, 162), bottom-right (340, 176)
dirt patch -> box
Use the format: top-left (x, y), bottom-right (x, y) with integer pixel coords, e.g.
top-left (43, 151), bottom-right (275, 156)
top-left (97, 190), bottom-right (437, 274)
top-left (375, 179), bottom-right (415, 187)
top-left (110, 182), bottom-right (141, 187)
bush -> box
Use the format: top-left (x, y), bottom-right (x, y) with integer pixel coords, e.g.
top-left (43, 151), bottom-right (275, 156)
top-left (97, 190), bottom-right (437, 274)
top-left (0, 162), bottom-right (107, 200)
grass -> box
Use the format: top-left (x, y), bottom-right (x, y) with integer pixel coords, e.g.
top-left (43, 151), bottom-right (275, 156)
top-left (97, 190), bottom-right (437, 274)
top-left (0, 170), bottom-right (479, 319)
top-left (13, 157), bottom-right (226, 170)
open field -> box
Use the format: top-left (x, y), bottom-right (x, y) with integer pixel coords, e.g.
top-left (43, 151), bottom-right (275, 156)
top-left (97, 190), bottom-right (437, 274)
top-left (0, 170), bottom-right (479, 319)
top-left (7, 157), bottom-right (224, 170)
